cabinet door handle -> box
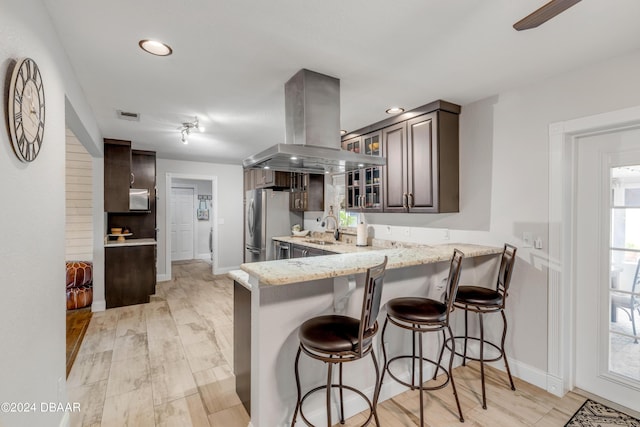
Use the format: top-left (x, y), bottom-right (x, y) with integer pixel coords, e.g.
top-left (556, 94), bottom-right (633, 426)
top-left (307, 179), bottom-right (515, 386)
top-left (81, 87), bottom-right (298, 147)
top-left (402, 193), bottom-right (408, 208)
top-left (130, 173), bottom-right (135, 186)
top-left (408, 193), bottom-right (414, 208)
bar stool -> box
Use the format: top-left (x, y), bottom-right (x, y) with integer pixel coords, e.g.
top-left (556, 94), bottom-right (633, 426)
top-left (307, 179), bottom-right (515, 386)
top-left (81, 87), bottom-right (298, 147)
top-left (291, 256), bottom-right (388, 427)
top-left (449, 243), bottom-right (517, 409)
top-left (378, 249), bottom-right (465, 426)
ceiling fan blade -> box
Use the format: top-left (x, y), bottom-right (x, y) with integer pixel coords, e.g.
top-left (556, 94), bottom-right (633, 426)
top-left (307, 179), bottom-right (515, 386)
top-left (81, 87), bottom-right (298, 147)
top-left (513, 0), bottom-right (581, 31)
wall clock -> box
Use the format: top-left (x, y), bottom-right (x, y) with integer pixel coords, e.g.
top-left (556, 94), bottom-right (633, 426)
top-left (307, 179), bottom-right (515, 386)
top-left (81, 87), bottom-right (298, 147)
top-left (7, 57), bottom-right (45, 162)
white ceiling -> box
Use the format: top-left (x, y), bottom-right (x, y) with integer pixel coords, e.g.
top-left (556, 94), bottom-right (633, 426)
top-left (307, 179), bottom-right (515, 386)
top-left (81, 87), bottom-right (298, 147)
top-left (43, 0), bottom-right (640, 164)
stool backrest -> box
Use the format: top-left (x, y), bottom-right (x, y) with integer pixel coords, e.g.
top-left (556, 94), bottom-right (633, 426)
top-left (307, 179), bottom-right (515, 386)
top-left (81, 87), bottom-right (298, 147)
top-left (357, 256), bottom-right (388, 357)
top-left (496, 244), bottom-right (518, 308)
top-left (445, 249), bottom-right (465, 322)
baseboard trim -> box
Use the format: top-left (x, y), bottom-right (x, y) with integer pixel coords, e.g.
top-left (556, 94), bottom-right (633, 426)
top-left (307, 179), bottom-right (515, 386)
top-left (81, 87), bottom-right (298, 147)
top-left (196, 253), bottom-right (212, 261)
top-left (91, 300), bottom-right (106, 312)
top-left (157, 274), bottom-right (171, 282)
top-left (487, 357), bottom-right (553, 394)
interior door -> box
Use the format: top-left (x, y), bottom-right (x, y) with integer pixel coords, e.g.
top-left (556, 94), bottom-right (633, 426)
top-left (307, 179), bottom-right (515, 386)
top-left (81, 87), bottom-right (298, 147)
top-left (171, 187), bottom-right (195, 261)
top-left (575, 129), bottom-right (640, 412)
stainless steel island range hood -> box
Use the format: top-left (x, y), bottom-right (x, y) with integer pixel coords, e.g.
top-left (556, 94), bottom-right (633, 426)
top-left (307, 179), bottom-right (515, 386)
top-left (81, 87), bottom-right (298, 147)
top-left (242, 69), bottom-right (385, 174)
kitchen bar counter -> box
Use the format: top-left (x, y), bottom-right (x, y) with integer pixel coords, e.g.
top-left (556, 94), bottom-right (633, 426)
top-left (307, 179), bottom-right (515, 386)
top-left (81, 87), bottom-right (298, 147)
top-left (272, 235), bottom-right (381, 254)
top-left (104, 237), bottom-right (157, 247)
top-left (241, 243), bottom-right (502, 285)
top-left (234, 241), bottom-right (505, 426)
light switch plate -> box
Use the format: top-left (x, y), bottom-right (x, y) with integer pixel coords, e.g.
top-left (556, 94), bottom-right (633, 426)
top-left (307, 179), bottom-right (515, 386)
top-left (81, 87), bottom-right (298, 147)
top-left (523, 232), bottom-right (533, 248)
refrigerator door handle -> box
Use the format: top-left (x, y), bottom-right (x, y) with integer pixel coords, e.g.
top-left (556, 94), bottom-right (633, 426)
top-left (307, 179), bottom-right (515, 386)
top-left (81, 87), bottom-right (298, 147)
top-left (247, 198), bottom-right (255, 238)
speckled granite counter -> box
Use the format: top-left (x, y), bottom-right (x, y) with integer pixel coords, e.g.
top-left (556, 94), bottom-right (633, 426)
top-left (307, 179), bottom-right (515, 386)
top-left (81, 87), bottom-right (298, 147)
top-left (104, 238), bottom-right (157, 247)
top-left (241, 243), bottom-right (502, 286)
top-left (228, 269), bottom-right (251, 290)
top-left (272, 236), bottom-right (380, 254)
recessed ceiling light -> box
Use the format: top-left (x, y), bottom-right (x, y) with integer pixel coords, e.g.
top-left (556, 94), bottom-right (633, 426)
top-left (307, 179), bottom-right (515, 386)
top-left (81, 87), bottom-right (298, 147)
top-left (358, 163), bottom-right (364, 168)
top-left (264, 166), bottom-right (270, 170)
top-left (340, 130), bottom-right (347, 135)
top-left (385, 107), bottom-right (404, 114)
top-left (139, 39), bottom-right (173, 56)
top-left (290, 156), bottom-right (298, 161)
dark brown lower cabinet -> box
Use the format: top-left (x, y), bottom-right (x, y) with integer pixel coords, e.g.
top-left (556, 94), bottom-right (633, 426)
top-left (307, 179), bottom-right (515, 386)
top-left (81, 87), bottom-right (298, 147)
top-left (105, 245), bottom-right (156, 308)
top-left (234, 281), bottom-right (251, 414)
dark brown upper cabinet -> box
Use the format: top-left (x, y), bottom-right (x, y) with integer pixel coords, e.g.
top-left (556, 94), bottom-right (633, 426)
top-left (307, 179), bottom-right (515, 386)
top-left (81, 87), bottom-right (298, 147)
top-left (244, 169), bottom-right (291, 191)
top-left (383, 110), bottom-right (459, 213)
top-left (104, 139), bottom-right (156, 215)
top-left (342, 100), bottom-right (460, 214)
top-left (290, 173), bottom-right (324, 212)
top-left (344, 131), bottom-right (383, 212)
top-left (104, 139), bottom-right (133, 212)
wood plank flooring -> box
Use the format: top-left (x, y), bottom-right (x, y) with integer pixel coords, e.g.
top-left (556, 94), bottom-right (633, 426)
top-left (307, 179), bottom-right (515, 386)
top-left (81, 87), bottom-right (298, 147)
top-left (66, 307), bottom-right (92, 378)
top-left (68, 260), bottom-right (637, 426)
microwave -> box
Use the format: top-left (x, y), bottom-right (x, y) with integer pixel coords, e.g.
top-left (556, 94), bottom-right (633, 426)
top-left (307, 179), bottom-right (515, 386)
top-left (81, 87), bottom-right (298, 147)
top-left (129, 188), bottom-right (150, 211)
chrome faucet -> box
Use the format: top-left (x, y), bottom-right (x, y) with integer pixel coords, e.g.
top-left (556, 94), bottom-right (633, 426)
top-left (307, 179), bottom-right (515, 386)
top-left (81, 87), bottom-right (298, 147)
top-left (322, 206), bottom-right (340, 240)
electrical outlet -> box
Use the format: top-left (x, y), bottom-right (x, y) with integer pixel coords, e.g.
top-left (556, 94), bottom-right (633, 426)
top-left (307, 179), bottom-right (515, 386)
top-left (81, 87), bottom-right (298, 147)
top-left (523, 232), bottom-right (533, 248)
top-left (386, 226), bottom-right (392, 235)
top-left (534, 237), bottom-right (543, 249)
top-left (403, 227), bottom-right (410, 237)
top-left (443, 229), bottom-right (450, 240)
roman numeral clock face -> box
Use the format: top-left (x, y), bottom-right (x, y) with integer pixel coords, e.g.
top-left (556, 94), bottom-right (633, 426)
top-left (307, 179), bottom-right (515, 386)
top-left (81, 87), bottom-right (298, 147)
top-left (7, 58), bottom-right (45, 162)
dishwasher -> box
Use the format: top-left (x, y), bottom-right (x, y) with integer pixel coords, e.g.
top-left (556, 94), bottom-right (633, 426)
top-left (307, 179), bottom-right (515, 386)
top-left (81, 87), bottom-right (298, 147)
top-left (274, 241), bottom-right (290, 260)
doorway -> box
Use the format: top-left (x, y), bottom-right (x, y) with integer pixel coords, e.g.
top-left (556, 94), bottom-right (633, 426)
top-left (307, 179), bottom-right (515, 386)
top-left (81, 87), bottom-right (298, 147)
top-left (165, 173), bottom-right (217, 280)
top-left (574, 131), bottom-right (640, 410)
top-left (171, 186), bottom-right (196, 261)
top-left (548, 105), bottom-right (640, 412)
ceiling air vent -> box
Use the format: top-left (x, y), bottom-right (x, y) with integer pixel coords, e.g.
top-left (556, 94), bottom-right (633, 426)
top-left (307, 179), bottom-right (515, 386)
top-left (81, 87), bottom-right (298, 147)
top-left (116, 110), bottom-right (140, 121)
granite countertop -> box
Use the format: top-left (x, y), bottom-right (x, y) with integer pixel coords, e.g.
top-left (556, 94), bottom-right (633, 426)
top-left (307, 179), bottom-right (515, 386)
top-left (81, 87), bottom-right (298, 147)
top-left (228, 270), bottom-right (251, 290)
top-left (273, 236), bottom-right (380, 254)
top-left (240, 243), bottom-right (502, 286)
top-left (104, 238), bottom-right (157, 247)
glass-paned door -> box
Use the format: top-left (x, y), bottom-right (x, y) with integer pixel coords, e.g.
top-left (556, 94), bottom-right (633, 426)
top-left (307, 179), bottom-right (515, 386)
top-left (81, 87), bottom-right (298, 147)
top-left (609, 165), bottom-right (640, 382)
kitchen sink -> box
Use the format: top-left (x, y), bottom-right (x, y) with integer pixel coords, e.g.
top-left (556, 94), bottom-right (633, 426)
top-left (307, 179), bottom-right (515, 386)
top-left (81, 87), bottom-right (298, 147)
top-left (304, 239), bottom-right (335, 245)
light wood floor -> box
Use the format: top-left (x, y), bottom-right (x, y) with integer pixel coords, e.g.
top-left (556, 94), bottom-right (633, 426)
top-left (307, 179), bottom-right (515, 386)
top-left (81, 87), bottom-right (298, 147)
top-left (68, 260), bottom-right (637, 426)
top-left (66, 307), bottom-right (92, 378)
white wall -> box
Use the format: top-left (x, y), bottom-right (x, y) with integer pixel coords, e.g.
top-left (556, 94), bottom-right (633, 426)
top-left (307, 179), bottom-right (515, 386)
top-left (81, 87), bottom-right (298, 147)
top-left (157, 159), bottom-right (243, 276)
top-left (0, 1), bottom-right (101, 426)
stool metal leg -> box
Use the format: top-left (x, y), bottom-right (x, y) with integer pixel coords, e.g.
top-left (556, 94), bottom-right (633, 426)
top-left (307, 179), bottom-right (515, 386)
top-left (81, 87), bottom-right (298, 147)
top-left (378, 317), bottom-right (390, 395)
top-left (462, 309), bottom-right (469, 366)
top-left (412, 329), bottom-right (417, 388)
top-left (447, 325), bottom-right (464, 422)
top-left (326, 362), bottom-right (333, 427)
top-left (291, 346), bottom-right (302, 426)
top-left (370, 349), bottom-right (381, 427)
top-left (501, 310), bottom-right (516, 391)
top-left (479, 312), bottom-right (487, 409)
top-left (418, 330), bottom-right (424, 427)
top-left (339, 362), bottom-right (345, 424)
top-left (433, 329), bottom-right (446, 380)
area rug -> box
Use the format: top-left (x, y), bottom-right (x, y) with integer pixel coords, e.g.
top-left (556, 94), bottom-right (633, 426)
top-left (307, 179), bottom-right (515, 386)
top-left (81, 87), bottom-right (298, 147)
top-left (565, 399), bottom-right (640, 426)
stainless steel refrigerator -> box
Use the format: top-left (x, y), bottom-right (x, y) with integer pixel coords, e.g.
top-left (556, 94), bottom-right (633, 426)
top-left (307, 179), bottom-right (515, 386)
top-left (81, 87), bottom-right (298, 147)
top-left (245, 189), bottom-right (302, 262)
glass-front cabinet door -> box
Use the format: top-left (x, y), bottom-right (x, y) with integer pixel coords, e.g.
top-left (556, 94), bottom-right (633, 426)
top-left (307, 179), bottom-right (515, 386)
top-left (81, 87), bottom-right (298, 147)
top-left (343, 131), bottom-right (382, 212)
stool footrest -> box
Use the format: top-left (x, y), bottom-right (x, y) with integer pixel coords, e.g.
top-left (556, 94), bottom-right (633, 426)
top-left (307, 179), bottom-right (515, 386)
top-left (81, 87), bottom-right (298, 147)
top-left (445, 336), bottom-right (505, 363)
top-left (298, 384), bottom-right (375, 427)
top-left (386, 355), bottom-right (452, 392)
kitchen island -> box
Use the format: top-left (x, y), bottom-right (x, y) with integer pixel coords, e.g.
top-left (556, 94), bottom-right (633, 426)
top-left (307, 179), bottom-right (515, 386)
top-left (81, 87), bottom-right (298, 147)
top-left (230, 242), bottom-right (503, 427)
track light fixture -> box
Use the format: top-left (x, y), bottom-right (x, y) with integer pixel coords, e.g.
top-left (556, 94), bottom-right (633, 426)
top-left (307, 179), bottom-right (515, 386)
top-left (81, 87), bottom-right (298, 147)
top-left (178, 116), bottom-right (204, 145)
